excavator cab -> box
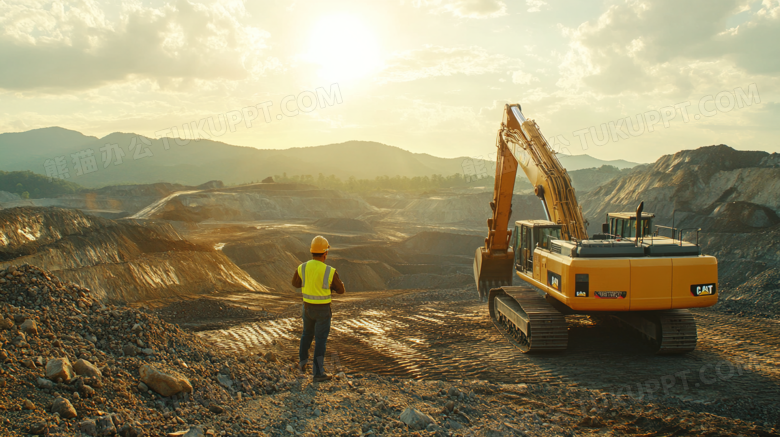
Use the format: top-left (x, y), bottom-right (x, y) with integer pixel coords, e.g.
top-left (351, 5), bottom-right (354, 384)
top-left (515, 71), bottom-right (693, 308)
top-left (606, 212), bottom-right (655, 239)
top-left (513, 220), bottom-right (562, 274)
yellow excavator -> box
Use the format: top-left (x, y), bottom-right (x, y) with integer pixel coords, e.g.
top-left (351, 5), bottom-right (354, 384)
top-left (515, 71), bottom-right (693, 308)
top-left (474, 104), bottom-right (718, 354)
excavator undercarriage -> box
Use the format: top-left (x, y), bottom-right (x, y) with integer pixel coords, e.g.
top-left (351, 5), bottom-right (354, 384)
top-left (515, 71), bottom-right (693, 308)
top-left (487, 286), bottom-right (698, 354)
top-left (474, 104), bottom-right (717, 355)
top-left (489, 286), bottom-right (568, 352)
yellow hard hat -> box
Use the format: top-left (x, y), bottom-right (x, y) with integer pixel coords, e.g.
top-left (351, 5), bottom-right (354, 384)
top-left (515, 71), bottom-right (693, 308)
top-left (310, 235), bottom-right (330, 253)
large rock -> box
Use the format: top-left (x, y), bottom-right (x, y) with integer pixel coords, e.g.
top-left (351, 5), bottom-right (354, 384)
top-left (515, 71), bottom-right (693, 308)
top-left (51, 397), bottom-right (77, 418)
top-left (184, 426), bottom-right (205, 437)
top-left (28, 421), bottom-right (50, 436)
top-left (400, 407), bottom-right (436, 430)
top-left (78, 419), bottom-right (97, 436)
top-left (96, 414), bottom-right (117, 436)
top-left (123, 344), bottom-right (139, 357)
top-left (73, 359), bottom-right (102, 378)
top-left (139, 364), bottom-right (193, 397)
top-left (20, 319), bottom-right (38, 335)
top-left (46, 357), bottom-right (75, 382)
top-left (37, 377), bottom-right (55, 389)
top-left (118, 424), bottom-right (142, 437)
top-left (216, 374), bottom-right (233, 389)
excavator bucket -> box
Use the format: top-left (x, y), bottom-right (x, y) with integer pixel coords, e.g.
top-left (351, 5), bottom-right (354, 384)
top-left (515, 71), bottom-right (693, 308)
top-left (473, 247), bottom-right (514, 301)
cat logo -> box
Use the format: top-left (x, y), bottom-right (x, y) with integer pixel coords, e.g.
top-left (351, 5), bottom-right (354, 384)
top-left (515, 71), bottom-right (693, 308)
top-left (547, 271), bottom-right (561, 291)
top-left (691, 283), bottom-right (717, 296)
top-left (575, 290), bottom-right (587, 297)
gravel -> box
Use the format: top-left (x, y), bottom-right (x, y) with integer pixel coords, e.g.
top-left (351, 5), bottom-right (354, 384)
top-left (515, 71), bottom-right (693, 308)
top-left (0, 264), bottom-right (293, 436)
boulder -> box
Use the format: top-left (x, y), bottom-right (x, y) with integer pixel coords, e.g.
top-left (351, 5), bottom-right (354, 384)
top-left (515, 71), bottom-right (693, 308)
top-left (74, 359), bottom-right (102, 378)
top-left (446, 419), bottom-right (464, 430)
top-left (184, 426), bottom-right (205, 437)
top-left (123, 344), bottom-right (139, 357)
top-left (139, 364), bottom-right (193, 397)
top-left (0, 318), bottom-right (13, 330)
top-left (96, 414), bottom-right (117, 436)
top-left (78, 419), bottom-right (97, 436)
top-left (51, 396), bottom-right (77, 418)
top-left (20, 319), bottom-right (38, 335)
top-left (46, 357), bottom-right (75, 382)
top-left (400, 407), bottom-right (436, 430)
top-left (37, 377), bottom-right (55, 389)
top-left (216, 374), bottom-right (233, 389)
top-left (28, 421), bottom-right (50, 436)
top-left (118, 424), bottom-right (142, 437)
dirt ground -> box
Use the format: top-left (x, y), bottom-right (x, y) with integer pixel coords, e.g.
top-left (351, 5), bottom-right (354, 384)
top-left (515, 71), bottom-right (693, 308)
top-left (143, 285), bottom-right (780, 433)
top-left (145, 216), bottom-right (780, 434)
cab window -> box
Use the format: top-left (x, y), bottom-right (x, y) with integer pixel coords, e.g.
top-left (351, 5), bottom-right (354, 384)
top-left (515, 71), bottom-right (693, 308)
top-left (535, 227), bottom-right (562, 250)
top-left (612, 218), bottom-right (653, 238)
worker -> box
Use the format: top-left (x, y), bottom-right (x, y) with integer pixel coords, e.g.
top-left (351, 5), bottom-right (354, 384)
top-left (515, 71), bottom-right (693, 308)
top-left (291, 235), bottom-right (345, 382)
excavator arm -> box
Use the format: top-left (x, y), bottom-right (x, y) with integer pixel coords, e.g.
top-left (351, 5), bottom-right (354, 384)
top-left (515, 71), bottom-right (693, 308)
top-left (474, 104), bottom-right (588, 299)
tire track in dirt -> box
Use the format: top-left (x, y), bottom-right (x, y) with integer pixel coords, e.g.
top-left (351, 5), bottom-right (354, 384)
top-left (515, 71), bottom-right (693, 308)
top-left (198, 288), bottom-right (780, 422)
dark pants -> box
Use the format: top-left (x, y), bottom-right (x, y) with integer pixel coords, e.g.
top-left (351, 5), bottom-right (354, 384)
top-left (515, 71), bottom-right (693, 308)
top-left (299, 303), bottom-right (332, 375)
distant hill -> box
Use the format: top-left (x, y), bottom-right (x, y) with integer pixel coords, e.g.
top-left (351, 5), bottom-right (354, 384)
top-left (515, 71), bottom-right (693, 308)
top-left (558, 154), bottom-right (638, 171)
top-left (568, 165), bottom-right (631, 192)
top-left (0, 127), bottom-right (639, 188)
top-left (0, 170), bottom-right (83, 198)
top-left (0, 127), bottom-right (97, 170)
top-left (579, 144), bottom-right (780, 233)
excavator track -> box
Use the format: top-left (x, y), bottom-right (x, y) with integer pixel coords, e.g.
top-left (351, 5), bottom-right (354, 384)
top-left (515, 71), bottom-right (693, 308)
top-left (615, 309), bottom-right (698, 355)
top-left (477, 280), bottom-right (510, 302)
top-left (656, 310), bottom-right (698, 354)
top-left (488, 286), bottom-right (568, 353)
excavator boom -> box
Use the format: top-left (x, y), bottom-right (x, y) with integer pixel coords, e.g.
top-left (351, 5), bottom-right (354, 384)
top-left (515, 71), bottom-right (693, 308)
top-left (504, 105), bottom-right (588, 241)
top-left (474, 104), bottom-right (587, 299)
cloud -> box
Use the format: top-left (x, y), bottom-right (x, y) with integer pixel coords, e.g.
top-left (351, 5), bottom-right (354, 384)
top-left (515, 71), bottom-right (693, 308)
top-left (558, 0), bottom-right (780, 95)
top-left (0, 0), bottom-right (274, 92)
top-left (397, 98), bottom-right (483, 132)
top-left (379, 45), bottom-right (520, 83)
top-left (526, 0), bottom-right (546, 13)
top-left (511, 70), bottom-right (539, 85)
top-left (410, 0), bottom-right (507, 18)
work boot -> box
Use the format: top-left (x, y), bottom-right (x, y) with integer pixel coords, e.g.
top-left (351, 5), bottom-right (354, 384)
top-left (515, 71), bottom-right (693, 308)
top-left (313, 374), bottom-right (332, 383)
top-left (297, 360), bottom-right (308, 378)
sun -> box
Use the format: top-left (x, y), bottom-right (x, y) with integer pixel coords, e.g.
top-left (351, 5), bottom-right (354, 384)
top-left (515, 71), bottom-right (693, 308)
top-left (306, 14), bottom-right (381, 82)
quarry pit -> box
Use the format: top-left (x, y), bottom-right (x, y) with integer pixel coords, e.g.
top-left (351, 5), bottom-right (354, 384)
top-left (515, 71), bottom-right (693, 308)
top-left (1, 146), bottom-right (779, 436)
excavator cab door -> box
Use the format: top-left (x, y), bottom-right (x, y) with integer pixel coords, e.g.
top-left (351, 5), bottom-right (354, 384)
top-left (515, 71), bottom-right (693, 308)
top-left (516, 224), bottom-right (533, 274)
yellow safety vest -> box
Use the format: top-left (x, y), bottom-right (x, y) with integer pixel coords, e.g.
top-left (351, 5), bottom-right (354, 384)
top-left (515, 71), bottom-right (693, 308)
top-left (298, 260), bottom-right (335, 304)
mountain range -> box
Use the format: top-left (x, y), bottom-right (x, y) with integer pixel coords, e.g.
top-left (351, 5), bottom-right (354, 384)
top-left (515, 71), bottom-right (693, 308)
top-left (0, 127), bottom-right (639, 188)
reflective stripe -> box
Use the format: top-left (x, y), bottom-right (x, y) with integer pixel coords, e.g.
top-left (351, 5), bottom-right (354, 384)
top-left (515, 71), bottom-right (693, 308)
top-left (322, 266), bottom-right (332, 289)
top-left (300, 261), bottom-right (308, 287)
top-left (302, 293), bottom-right (331, 301)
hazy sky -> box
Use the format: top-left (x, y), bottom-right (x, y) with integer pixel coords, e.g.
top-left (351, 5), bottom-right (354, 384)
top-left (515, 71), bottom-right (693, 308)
top-left (1, 0), bottom-right (778, 162)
